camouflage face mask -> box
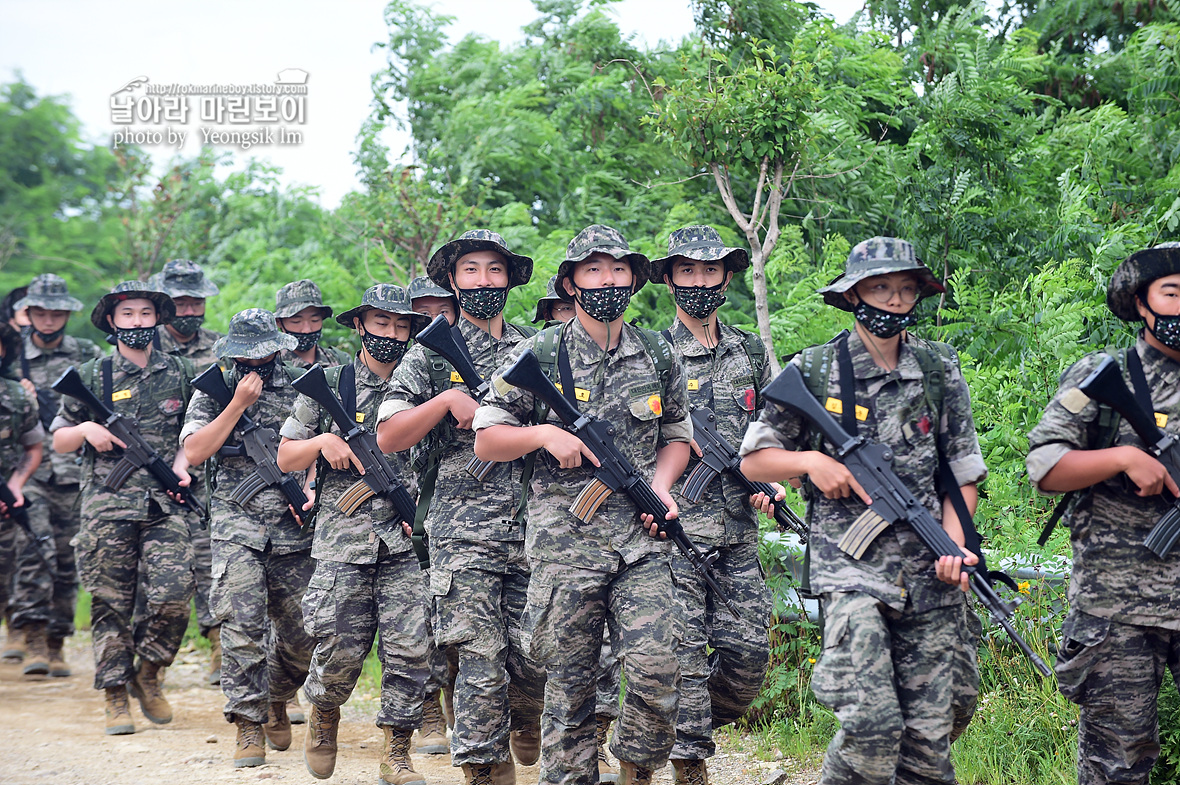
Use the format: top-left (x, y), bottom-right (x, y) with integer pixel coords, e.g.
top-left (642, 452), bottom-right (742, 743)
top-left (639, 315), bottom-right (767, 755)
top-left (457, 287), bottom-right (508, 320)
top-left (853, 300), bottom-right (918, 339)
top-left (672, 283), bottom-right (727, 320)
top-left (32, 325), bottom-right (66, 344)
top-left (575, 285), bottom-right (632, 323)
top-left (291, 329), bottom-right (321, 353)
top-left (1142, 299), bottom-right (1180, 351)
top-left (19, 325), bottom-right (32, 340)
top-left (362, 332), bottom-right (409, 365)
top-left (116, 326), bottom-right (156, 350)
top-left (234, 357), bottom-right (277, 380)
top-left (171, 314), bottom-right (204, 336)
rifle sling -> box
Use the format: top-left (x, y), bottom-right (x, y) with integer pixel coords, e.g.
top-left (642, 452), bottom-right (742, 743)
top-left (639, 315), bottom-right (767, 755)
top-left (557, 325), bottom-right (577, 409)
top-left (102, 356), bottom-right (113, 409)
top-left (1125, 347), bottom-right (1154, 416)
top-left (837, 334), bottom-right (858, 437)
top-left (339, 363), bottom-right (357, 421)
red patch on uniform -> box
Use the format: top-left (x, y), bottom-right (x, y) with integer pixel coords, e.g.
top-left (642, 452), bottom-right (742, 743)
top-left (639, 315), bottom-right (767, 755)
top-left (743, 388), bottom-right (756, 410)
top-left (917, 414), bottom-right (931, 435)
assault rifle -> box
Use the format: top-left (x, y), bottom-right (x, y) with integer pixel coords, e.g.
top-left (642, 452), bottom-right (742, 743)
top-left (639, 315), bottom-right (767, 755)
top-left (51, 367), bottom-right (201, 514)
top-left (1078, 355), bottom-right (1180, 557)
top-left (414, 314), bottom-right (496, 481)
top-left (290, 364), bottom-right (417, 531)
top-left (685, 407), bottom-right (808, 540)
top-left (501, 348), bottom-right (742, 619)
top-left (0, 482), bottom-right (53, 570)
top-left (190, 366), bottom-right (309, 516)
top-left (762, 364), bottom-right (1052, 678)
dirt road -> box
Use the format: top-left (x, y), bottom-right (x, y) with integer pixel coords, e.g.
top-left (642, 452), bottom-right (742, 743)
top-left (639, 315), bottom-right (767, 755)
top-left (0, 635), bottom-right (816, 785)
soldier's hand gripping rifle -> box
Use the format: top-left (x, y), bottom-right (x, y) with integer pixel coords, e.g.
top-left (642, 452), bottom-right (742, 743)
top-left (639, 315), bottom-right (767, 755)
top-left (290, 364), bottom-right (417, 531)
top-left (51, 366), bottom-right (201, 514)
top-left (1078, 355), bottom-right (1180, 557)
top-left (414, 314), bottom-right (496, 481)
top-left (501, 348), bottom-right (743, 620)
top-left (190, 366), bottom-right (310, 516)
top-left (762, 364), bottom-right (1052, 678)
top-left (685, 407), bottom-right (808, 540)
top-left (0, 481), bottom-right (53, 571)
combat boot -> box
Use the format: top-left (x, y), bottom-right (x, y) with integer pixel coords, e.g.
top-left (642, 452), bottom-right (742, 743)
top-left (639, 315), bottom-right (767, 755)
top-left (21, 623), bottom-right (50, 679)
top-left (288, 693), bottom-right (306, 724)
top-left (618, 761), bottom-right (654, 785)
top-left (234, 716), bottom-right (266, 768)
top-left (303, 703), bottom-right (340, 779)
top-left (491, 761), bottom-right (516, 785)
top-left (207, 625), bottom-right (223, 685)
top-left (415, 690), bottom-right (449, 754)
top-left (672, 759), bottom-right (709, 785)
top-left (1, 624), bottom-right (25, 662)
top-left (379, 726), bottom-right (426, 785)
top-left (47, 636), bottom-right (71, 677)
top-left (510, 725), bottom-right (540, 766)
top-left (597, 714), bottom-right (618, 783)
top-left (264, 700), bottom-right (292, 751)
top-left (104, 685), bottom-right (136, 735)
top-left (128, 659), bottom-right (173, 724)
top-left (461, 763), bottom-right (494, 785)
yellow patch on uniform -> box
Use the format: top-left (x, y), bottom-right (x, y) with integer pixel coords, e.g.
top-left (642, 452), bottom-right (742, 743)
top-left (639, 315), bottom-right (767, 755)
top-left (111, 389), bottom-right (132, 402)
top-left (355, 412), bottom-right (365, 423)
top-left (1156, 412), bottom-right (1169, 429)
top-left (687, 379), bottom-right (699, 391)
top-left (575, 388), bottom-right (590, 402)
top-left (493, 375), bottom-right (514, 396)
top-left (824, 397), bottom-right (867, 420)
top-left (450, 371), bottom-right (463, 384)
top-left (1059, 387), bottom-right (1090, 415)
top-left (647, 394), bottom-right (663, 416)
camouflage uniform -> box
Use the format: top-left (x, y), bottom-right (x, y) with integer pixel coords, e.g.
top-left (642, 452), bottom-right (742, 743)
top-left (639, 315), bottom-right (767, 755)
top-left (740, 325), bottom-right (987, 785)
top-left (10, 275), bottom-right (102, 646)
top-left (1026, 243), bottom-right (1180, 785)
top-left (280, 290), bottom-right (429, 731)
top-left (52, 284), bottom-right (197, 689)
top-left (275, 279), bottom-right (351, 369)
top-left (382, 317), bottom-right (546, 766)
top-left (181, 309), bottom-right (314, 724)
top-left (474, 307), bottom-right (694, 782)
top-left (0, 376), bottom-right (46, 627)
top-left (150, 260), bottom-right (222, 638)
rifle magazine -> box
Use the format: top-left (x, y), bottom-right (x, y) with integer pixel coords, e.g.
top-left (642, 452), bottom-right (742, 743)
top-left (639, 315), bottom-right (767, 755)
top-left (336, 480), bottom-right (376, 516)
top-left (465, 456), bottom-right (496, 481)
top-left (104, 457), bottom-right (138, 492)
top-left (571, 479), bottom-right (612, 522)
top-left (681, 464), bottom-right (716, 504)
top-left (837, 508), bottom-right (890, 559)
top-left (229, 472), bottom-right (267, 506)
top-left (1144, 506), bottom-right (1180, 558)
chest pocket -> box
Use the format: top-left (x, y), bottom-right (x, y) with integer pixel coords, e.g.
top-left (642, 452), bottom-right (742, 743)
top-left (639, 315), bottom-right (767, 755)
top-left (733, 385), bottom-right (757, 414)
top-left (629, 391), bottom-right (663, 421)
top-left (158, 397), bottom-right (185, 417)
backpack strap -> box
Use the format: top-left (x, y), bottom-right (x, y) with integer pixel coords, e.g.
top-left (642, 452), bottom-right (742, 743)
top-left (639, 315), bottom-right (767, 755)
top-left (740, 330), bottom-right (767, 409)
top-left (101, 356), bottom-right (113, 408)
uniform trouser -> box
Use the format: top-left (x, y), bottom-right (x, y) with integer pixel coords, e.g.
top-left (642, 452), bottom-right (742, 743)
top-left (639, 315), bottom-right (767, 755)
top-left (595, 626), bottom-right (621, 719)
top-left (301, 546), bottom-right (429, 728)
top-left (1055, 610), bottom-right (1180, 785)
top-left (11, 480), bottom-right (80, 638)
top-left (0, 517), bottom-right (16, 619)
top-left (74, 508), bottom-right (195, 690)
top-left (134, 487), bottom-right (214, 637)
top-left (528, 555), bottom-right (681, 785)
top-left (429, 537), bottom-right (546, 765)
top-left (423, 567), bottom-right (458, 695)
top-left (209, 540), bottom-right (316, 724)
top-left (810, 591), bottom-right (964, 785)
top-left (671, 541), bottom-right (771, 760)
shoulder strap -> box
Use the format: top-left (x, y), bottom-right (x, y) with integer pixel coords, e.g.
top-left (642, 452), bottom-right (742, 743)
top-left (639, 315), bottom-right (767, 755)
top-left (281, 361), bottom-right (305, 384)
top-left (102, 356), bottom-right (113, 407)
top-left (514, 322), bottom-right (539, 339)
top-left (339, 363), bottom-right (356, 419)
top-left (422, 347), bottom-right (454, 393)
top-left (635, 327), bottom-right (673, 384)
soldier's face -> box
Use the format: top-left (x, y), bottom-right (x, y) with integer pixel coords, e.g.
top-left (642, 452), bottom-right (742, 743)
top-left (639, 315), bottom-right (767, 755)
top-left (173, 296), bottom-right (206, 316)
top-left (451, 252), bottom-right (509, 290)
top-left (28, 306), bottom-right (70, 333)
top-left (279, 307), bottom-right (325, 333)
top-left (1137, 274), bottom-right (1180, 321)
top-left (668, 258), bottom-right (731, 290)
top-left (109, 299), bottom-right (159, 329)
top-left (566, 253), bottom-right (634, 293)
top-left (358, 310), bottom-right (412, 341)
top-left (413, 296), bottom-right (457, 326)
top-left (550, 301), bottom-right (575, 323)
top-left (847, 272), bottom-right (921, 314)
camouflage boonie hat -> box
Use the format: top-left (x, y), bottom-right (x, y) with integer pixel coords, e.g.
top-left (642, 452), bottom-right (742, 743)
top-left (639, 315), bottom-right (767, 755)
top-left (649, 225), bottom-right (750, 284)
top-left (213, 309), bottom-right (298, 359)
top-left (427, 230), bottom-right (533, 293)
top-left (336, 284), bottom-right (430, 336)
top-left (151, 259), bottom-right (220, 298)
top-left (533, 275), bottom-right (565, 323)
top-left (91, 281), bottom-right (176, 333)
top-left (275, 279), bottom-right (333, 319)
top-left (1107, 242), bottom-right (1180, 322)
top-left (818, 236), bottom-right (944, 311)
top-left (16, 274), bottom-right (84, 312)
top-left (555, 224), bottom-right (650, 302)
top-left (407, 275), bottom-right (456, 304)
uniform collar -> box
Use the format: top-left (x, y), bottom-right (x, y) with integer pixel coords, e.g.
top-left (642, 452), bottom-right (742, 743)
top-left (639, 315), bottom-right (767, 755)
top-left (352, 353), bottom-right (390, 388)
top-left (113, 347), bottom-right (169, 375)
top-left (22, 334), bottom-right (71, 360)
top-left (564, 315), bottom-right (645, 367)
top-left (846, 330), bottom-right (925, 381)
top-left (669, 317), bottom-right (739, 358)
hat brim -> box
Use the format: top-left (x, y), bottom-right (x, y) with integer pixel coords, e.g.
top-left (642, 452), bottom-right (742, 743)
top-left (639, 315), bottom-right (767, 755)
top-left (159, 281), bottom-right (220, 299)
top-left (15, 294), bottom-right (85, 312)
top-left (213, 332), bottom-right (299, 360)
top-left (91, 290), bottom-right (176, 333)
top-left (336, 305), bottom-right (430, 337)
top-left (1107, 245), bottom-right (1180, 321)
top-left (427, 239), bottom-right (533, 292)
top-left (533, 294), bottom-right (564, 323)
top-left (555, 251), bottom-right (651, 302)
top-left (818, 265), bottom-right (945, 311)
top-left (275, 302), bottom-right (333, 319)
top-left (649, 247), bottom-right (750, 284)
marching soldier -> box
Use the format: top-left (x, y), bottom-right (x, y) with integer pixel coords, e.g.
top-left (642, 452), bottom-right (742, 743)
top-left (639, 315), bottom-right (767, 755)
top-left (408, 276), bottom-right (458, 327)
top-left (533, 275), bottom-right (575, 326)
top-left (275, 279), bottom-right (351, 369)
